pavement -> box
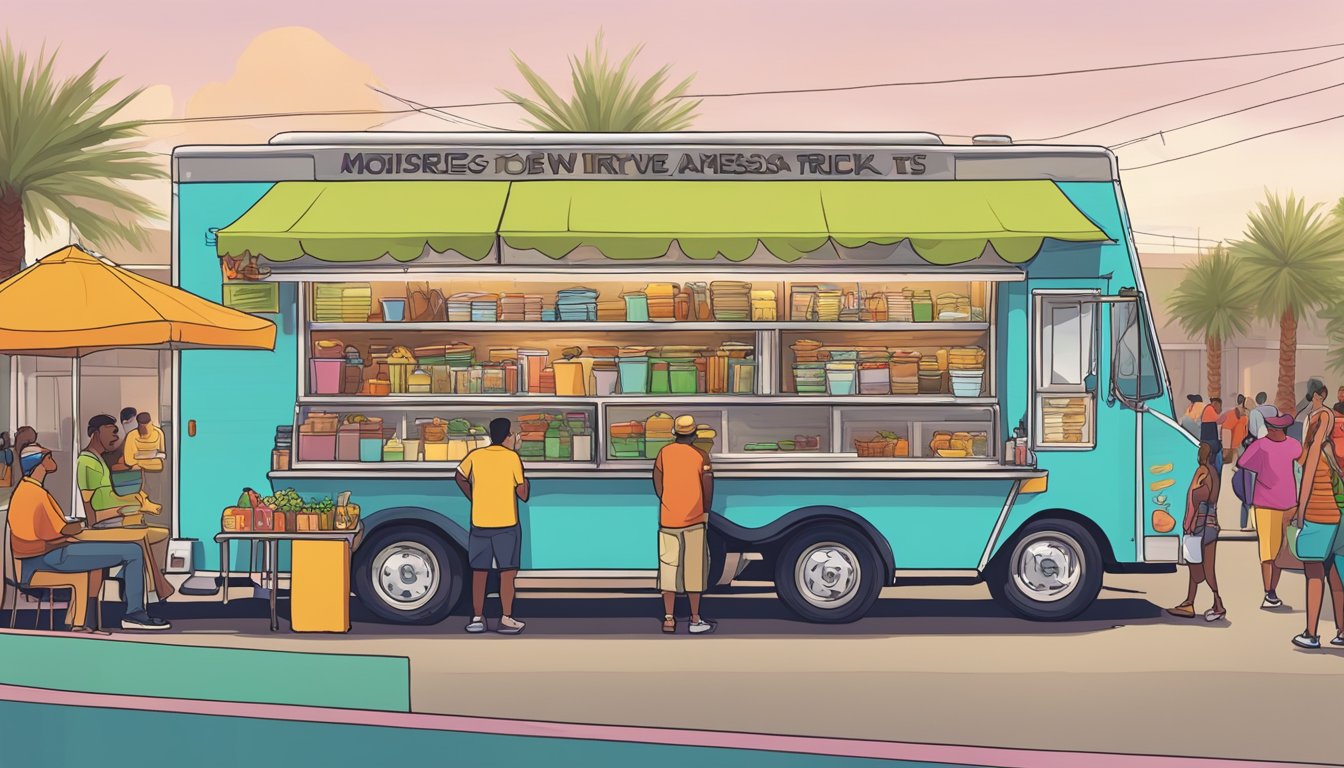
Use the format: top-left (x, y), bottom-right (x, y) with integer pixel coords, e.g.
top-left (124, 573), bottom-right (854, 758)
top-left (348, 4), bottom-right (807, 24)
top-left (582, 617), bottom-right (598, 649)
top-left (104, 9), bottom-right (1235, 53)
top-left (62, 536), bottom-right (1340, 767)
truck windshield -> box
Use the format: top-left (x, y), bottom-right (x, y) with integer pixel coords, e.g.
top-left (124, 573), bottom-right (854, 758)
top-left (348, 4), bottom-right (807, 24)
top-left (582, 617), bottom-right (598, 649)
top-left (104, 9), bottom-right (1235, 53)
top-left (1111, 299), bottom-right (1163, 404)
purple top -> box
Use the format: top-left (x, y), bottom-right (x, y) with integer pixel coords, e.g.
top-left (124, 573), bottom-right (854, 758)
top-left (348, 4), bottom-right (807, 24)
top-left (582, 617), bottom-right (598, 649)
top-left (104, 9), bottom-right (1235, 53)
top-left (1237, 436), bottom-right (1303, 510)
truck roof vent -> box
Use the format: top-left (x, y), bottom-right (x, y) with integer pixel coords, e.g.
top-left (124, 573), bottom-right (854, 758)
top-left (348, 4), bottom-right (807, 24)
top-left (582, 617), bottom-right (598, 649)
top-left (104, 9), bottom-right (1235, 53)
top-left (971, 135), bottom-right (1013, 146)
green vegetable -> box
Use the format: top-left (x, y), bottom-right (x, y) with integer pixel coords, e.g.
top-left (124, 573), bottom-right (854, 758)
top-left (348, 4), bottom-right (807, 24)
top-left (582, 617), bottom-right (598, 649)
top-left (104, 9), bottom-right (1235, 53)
top-left (447, 418), bottom-right (471, 434)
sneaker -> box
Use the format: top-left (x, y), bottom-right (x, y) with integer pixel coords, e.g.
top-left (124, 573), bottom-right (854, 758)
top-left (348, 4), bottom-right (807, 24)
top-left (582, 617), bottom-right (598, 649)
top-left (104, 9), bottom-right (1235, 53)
top-left (1331, 634), bottom-right (1344, 647)
top-left (465, 617), bottom-right (487, 634)
top-left (1292, 632), bottom-right (1321, 650)
top-left (120, 612), bottom-right (170, 631)
top-left (497, 616), bottom-right (525, 635)
top-left (688, 619), bottom-right (716, 635)
top-left (1262, 594), bottom-right (1283, 609)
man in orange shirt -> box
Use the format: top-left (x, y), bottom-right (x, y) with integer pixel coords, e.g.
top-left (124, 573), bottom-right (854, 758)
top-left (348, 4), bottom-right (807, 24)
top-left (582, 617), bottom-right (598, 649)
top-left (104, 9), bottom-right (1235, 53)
top-left (652, 415), bottom-right (715, 635)
top-left (7, 444), bottom-right (169, 631)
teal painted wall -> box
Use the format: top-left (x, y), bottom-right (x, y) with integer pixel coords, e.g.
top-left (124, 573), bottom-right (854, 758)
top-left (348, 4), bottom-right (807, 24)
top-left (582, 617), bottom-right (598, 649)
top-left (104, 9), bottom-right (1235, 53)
top-left (0, 633), bottom-right (410, 711)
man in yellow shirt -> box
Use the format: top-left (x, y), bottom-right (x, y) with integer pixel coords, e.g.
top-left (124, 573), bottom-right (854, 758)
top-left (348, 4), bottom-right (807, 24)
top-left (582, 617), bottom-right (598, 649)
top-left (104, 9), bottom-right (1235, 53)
top-left (123, 412), bottom-right (165, 473)
top-left (455, 417), bottom-right (529, 635)
top-left (8, 444), bottom-right (169, 630)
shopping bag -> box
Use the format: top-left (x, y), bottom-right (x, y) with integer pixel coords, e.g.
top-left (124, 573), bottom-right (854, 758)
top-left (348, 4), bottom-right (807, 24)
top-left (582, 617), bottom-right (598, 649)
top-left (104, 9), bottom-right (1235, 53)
top-left (1181, 534), bottom-right (1204, 564)
top-left (1276, 515), bottom-right (1304, 571)
top-left (1286, 523), bottom-right (1303, 562)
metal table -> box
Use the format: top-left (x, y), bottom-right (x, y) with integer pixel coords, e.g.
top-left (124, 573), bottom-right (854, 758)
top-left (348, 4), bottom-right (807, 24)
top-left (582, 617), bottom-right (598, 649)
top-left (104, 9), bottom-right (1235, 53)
top-left (214, 527), bottom-right (361, 632)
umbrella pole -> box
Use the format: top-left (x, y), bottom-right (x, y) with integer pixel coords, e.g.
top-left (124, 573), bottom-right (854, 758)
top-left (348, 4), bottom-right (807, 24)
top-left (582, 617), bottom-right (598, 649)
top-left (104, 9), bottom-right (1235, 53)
top-left (71, 356), bottom-right (81, 521)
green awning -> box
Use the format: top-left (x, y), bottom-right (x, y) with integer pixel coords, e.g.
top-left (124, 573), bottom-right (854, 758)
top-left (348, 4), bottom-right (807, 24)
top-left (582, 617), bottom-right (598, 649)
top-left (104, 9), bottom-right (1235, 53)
top-left (216, 181), bottom-right (510, 262)
top-left (500, 180), bottom-right (1110, 264)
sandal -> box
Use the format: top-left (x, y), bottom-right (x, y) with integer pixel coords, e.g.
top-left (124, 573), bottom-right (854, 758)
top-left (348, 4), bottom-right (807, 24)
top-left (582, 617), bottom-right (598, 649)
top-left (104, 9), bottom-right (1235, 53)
top-left (1204, 608), bottom-right (1227, 622)
top-left (1166, 603), bottom-right (1196, 619)
top-left (662, 615), bottom-right (676, 634)
top-left (68, 626), bottom-right (111, 636)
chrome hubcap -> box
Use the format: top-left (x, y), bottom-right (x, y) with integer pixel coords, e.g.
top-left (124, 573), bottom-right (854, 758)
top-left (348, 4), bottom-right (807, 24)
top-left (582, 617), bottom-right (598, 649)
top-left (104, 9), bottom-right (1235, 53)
top-left (372, 542), bottom-right (440, 611)
top-left (1011, 533), bottom-right (1083, 603)
top-left (795, 542), bottom-right (861, 608)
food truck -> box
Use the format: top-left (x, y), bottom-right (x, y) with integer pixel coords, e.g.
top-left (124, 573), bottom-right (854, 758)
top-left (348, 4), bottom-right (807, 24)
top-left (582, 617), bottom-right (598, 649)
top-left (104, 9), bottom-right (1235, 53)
top-left (172, 131), bottom-right (1194, 625)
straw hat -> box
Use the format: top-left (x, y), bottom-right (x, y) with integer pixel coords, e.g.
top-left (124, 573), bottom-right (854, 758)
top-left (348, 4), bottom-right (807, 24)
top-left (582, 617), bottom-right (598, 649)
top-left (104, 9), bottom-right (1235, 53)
top-left (674, 415), bottom-right (697, 435)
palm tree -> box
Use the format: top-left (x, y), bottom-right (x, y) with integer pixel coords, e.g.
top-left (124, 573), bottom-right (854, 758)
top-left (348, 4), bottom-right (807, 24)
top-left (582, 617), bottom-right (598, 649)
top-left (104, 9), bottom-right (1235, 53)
top-left (500, 31), bottom-right (701, 132)
top-left (0, 39), bottom-right (163, 281)
top-left (1233, 191), bottom-right (1344, 412)
top-left (1167, 245), bottom-right (1254, 400)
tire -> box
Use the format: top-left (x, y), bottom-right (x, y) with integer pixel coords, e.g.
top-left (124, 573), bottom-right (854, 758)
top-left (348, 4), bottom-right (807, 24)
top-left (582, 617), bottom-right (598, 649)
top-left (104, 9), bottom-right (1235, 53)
top-left (773, 523), bottom-right (883, 623)
top-left (353, 525), bottom-right (464, 625)
top-left (705, 527), bottom-right (730, 594)
top-left (988, 519), bottom-right (1103, 621)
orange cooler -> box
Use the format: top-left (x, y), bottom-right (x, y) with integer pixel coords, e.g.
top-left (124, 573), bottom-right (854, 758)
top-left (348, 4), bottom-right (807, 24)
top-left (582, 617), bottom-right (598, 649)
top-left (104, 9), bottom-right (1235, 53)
top-left (290, 539), bottom-right (351, 632)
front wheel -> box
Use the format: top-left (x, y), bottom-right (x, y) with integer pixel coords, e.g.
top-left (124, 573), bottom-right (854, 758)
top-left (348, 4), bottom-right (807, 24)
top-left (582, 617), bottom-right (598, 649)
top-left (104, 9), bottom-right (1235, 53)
top-left (987, 519), bottom-right (1103, 621)
top-left (773, 524), bottom-right (883, 623)
top-left (353, 526), bottom-right (463, 625)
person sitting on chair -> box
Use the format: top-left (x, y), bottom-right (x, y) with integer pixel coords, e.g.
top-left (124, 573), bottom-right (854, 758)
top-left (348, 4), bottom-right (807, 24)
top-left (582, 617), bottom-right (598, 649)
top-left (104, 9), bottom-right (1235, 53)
top-left (8, 444), bottom-right (169, 630)
top-left (76, 415), bottom-right (175, 601)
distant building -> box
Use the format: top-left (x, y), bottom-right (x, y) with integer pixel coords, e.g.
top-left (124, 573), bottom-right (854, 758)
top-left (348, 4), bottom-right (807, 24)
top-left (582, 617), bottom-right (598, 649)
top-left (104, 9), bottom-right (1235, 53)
top-left (1140, 250), bottom-right (1330, 403)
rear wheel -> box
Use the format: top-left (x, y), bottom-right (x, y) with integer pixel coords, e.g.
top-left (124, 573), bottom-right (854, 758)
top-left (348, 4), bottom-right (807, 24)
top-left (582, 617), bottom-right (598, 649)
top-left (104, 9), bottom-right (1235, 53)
top-left (353, 526), bottom-right (463, 625)
top-left (773, 523), bottom-right (883, 624)
top-left (988, 519), bottom-right (1102, 621)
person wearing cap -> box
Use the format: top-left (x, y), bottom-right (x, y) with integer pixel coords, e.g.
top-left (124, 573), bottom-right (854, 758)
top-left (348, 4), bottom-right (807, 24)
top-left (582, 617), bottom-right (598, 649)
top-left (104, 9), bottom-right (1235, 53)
top-left (6, 443), bottom-right (169, 630)
top-left (1236, 411), bottom-right (1302, 609)
top-left (652, 415), bottom-right (715, 635)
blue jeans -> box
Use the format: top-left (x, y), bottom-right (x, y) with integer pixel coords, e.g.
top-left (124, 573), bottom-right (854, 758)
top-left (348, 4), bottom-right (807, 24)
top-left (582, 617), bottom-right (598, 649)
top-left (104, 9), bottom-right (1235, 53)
top-left (21, 541), bottom-right (146, 615)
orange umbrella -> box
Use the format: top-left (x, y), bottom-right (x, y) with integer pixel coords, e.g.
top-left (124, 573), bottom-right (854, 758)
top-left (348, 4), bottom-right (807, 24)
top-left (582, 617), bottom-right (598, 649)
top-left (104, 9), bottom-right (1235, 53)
top-left (0, 245), bottom-right (275, 356)
top-left (0, 244), bottom-right (275, 523)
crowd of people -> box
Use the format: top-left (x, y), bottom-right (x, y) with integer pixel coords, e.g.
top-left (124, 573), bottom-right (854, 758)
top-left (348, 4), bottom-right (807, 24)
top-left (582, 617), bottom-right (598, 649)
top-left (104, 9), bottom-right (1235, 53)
top-left (5, 407), bottom-right (173, 632)
top-left (1174, 382), bottom-right (1344, 649)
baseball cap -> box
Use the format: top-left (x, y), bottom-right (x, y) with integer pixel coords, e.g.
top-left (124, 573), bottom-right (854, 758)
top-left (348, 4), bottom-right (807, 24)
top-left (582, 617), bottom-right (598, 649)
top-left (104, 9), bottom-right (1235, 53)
top-left (19, 444), bottom-right (50, 475)
top-left (673, 415), bottom-right (697, 435)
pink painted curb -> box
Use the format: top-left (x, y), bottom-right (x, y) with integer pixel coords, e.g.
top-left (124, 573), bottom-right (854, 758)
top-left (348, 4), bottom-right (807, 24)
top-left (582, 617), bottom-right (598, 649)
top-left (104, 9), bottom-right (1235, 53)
top-left (0, 683), bottom-right (1318, 767)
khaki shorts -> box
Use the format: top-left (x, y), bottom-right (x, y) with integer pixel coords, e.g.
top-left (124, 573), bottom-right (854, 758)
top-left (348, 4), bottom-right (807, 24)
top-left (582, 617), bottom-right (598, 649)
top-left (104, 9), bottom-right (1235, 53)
top-left (658, 523), bottom-right (709, 594)
top-left (1254, 507), bottom-right (1290, 562)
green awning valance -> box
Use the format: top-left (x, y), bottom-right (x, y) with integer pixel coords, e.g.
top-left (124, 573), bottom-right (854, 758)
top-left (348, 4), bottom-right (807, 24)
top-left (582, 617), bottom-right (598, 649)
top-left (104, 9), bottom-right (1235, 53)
top-left (216, 181), bottom-right (510, 262)
top-left (500, 180), bottom-right (1110, 264)
top-left (216, 179), bottom-right (1109, 265)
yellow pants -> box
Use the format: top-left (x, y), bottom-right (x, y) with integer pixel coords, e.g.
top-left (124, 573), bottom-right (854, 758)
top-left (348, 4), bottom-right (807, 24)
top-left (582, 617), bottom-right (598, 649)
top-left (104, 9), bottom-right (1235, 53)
top-left (658, 523), bottom-right (709, 594)
top-left (1254, 507), bottom-right (1290, 562)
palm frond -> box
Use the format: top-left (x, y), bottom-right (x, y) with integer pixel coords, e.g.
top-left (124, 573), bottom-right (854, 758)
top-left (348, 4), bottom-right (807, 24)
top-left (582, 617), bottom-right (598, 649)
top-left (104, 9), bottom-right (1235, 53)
top-left (499, 31), bottom-right (700, 132)
top-left (1166, 245), bottom-right (1256, 343)
top-left (1231, 190), bottom-right (1344, 321)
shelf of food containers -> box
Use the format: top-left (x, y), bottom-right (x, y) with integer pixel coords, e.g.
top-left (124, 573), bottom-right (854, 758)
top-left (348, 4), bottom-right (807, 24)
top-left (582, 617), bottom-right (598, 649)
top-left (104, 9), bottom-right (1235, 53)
top-left (601, 403), bottom-right (997, 463)
top-left (283, 404), bottom-right (597, 468)
top-left (306, 278), bottom-right (991, 327)
top-left (306, 334), bottom-right (760, 398)
top-left (780, 332), bottom-right (991, 398)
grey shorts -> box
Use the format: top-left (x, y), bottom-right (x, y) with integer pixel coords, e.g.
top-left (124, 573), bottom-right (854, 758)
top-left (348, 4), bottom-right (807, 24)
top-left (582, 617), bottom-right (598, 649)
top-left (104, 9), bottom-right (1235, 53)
top-left (468, 525), bottom-right (521, 571)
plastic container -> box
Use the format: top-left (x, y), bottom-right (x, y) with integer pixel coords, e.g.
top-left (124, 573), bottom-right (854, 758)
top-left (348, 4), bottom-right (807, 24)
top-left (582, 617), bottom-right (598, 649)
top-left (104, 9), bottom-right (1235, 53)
top-left (336, 426), bottom-right (361, 462)
top-left (310, 359), bottom-right (344, 395)
top-left (825, 361), bottom-right (857, 395)
top-left (298, 433), bottom-right (336, 462)
top-left (669, 363), bottom-right (698, 394)
top-left (553, 360), bottom-right (587, 396)
top-left (402, 439), bottom-right (421, 461)
top-left (593, 368), bottom-right (619, 396)
top-left (649, 360), bottom-right (671, 394)
top-left (950, 370), bottom-right (985, 397)
top-left (424, 442), bottom-right (450, 462)
top-left (623, 293), bottom-right (650, 322)
top-left (618, 357), bottom-right (650, 394)
top-left (572, 433), bottom-right (593, 462)
top-left (644, 438), bottom-right (672, 459)
top-left (380, 298), bottom-right (407, 322)
top-left (858, 364), bottom-right (889, 395)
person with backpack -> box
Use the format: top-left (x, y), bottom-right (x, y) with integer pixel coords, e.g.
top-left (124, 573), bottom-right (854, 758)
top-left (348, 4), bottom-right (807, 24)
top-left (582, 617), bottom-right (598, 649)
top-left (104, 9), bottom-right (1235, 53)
top-left (1289, 383), bottom-right (1344, 649)
top-left (1236, 412), bottom-right (1300, 608)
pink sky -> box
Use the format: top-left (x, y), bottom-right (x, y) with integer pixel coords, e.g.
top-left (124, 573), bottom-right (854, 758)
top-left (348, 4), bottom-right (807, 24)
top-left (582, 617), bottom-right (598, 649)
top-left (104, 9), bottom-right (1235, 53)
top-left (6, 0), bottom-right (1344, 244)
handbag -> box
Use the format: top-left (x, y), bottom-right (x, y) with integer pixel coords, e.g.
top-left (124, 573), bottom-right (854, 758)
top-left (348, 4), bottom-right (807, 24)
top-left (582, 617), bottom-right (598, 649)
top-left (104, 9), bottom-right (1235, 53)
top-left (1181, 534), bottom-right (1205, 564)
top-left (1231, 466), bottom-right (1254, 504)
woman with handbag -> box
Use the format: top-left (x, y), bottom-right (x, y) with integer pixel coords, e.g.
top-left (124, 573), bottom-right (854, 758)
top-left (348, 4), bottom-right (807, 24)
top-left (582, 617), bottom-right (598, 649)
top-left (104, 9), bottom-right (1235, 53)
top-left (1168, 442), bottom-right (1227, 621)
top-left (1289, 383), bottom-right (1344, 649)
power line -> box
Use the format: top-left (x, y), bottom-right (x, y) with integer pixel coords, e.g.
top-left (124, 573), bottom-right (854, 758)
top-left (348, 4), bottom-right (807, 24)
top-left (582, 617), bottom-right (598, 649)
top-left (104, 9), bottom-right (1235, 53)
top-left (366, 85), bottom-right (510, 131)
top-left (1132, 231), bottom-right (1227, 243)
top-left (1108, 80), bottom-right (1344, 149)
top-left (137, 40), bottom-right (1344, 126)
top-left (1120, 112), bottom-right (1344, 170)
top-left (1031, 53), bottom-right (1344, 142)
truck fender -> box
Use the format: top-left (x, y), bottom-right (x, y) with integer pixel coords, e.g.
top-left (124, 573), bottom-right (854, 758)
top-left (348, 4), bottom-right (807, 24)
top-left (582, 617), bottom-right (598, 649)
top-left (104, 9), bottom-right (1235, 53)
top-left (711, 505), bottom-right (896, 582)
top-left (359, 507), bottom-right (469, 552)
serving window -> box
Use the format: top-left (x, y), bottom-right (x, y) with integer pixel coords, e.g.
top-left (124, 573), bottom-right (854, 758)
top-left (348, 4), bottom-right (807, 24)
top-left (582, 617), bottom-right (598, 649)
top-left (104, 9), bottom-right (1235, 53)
top-left (1034, 293), bottom-right (1098, 448)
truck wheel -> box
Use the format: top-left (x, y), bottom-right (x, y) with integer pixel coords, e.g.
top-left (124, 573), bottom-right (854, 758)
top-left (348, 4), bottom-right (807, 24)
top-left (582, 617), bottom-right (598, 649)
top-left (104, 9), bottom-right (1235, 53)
top-left (774, 523), bottom-right (883, 624)
top-left (989, 519), bottom-right (1103, 621)
top-left (353, 526), bottom-right (463, 625)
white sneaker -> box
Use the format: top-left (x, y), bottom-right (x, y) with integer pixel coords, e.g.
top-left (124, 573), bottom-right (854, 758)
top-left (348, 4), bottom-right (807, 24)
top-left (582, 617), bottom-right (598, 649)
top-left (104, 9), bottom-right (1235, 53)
top-left (1262, 594), bottom-right (1283, 609)
top-left (688, 619), bottom-right (716, 635)
top-left (497, 616), bottom-right (525, 635)
top-left (465, 617), bottom-right (487, 633)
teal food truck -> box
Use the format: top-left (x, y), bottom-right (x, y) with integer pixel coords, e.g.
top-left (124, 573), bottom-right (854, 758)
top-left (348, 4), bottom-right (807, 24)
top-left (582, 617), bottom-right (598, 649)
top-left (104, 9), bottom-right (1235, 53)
top-left (172, 132), bottom-right (1195, 625)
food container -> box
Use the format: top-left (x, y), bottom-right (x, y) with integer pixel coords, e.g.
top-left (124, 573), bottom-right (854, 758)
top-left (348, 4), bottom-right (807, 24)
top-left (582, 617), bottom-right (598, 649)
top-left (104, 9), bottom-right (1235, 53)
top-left (519, 349), bottom-right (549, 393)
top-left (593, 368), bottom-right (619, 396)
top-left (419, 419), bottom-right (448, 442)
top-left (310, 359), bottom-right (344, 395)
top-left (553, 360), bottom-right (587, 396)
top-left (481, 365), bottom-right (507, 394)
top-left (313, 340), bottom-right (346, 359)
top-left (360, 436), bottom-right (384, 462)
top-left (424, 442), bottom-right (450, 462)
top-left (644, 438), bottom-right (672, 459)
top-left (858, 363), bottom-right (889, 395)
top-left (825, 361), bottom-right (857, 395)
top-left (618, 357), bottom-right (650, 394)
top-left (221, 507), bottom-right (251, 532)
top-left (950, 370), bottom-right (985, 397)
top-left (298, 433), bottom-right (336, 462)
top-left (649, 360), bottom-right (671, 394)
top-left (728, 358), bottom-right (757, 394)
top-left (446, 437), bottom-right (473, 461)
top-left (368, 379), bottom-right (391, 396)
top-left (380, 298), bottom-right (407, 322)
top-left (271, 449), bottom-right (291, 471)
top-left (572, 433), bottom-right (593, 462)
top-left (407, 368), bottom-right (432, 394)
top-left (623, 292), bottom-right (650, 322)
top-left (609, 435), bottom-right (645, 458)
top-left (693, 426), bottom-right (716, 454)
top-left (337, 424), bottom-right (361, 462)
top-left (669, 363), bottom-right (698, 394)
top-left (402, 439), bottom-right (421, 461)
top-left (382, 437), bottom-right (405, 462)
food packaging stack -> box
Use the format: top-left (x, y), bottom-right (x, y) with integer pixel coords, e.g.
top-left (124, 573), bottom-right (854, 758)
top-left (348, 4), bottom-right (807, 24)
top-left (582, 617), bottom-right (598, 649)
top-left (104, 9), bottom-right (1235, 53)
top-left (917, 357), bottom-right (944, 394)
top-left (643, 283), bottom-right (678, 322)
top-left (1043, 397), bottom-right (1089, 443)
top-left (596, 299), bottom-right (626, 321)
top-left (911, 290), bottom-right (934, 322)
top-left (814, 287), bottom-right (843, 322)
top-left (447, 292), bottom-right (488, 322)
top-left (498, 293), bottom-right (542, 321)
top-left (948, 346), bottom-right (987, 397)
top-left (885, 291), bottom-right (914, 322)
top-left (936, 292), bottom-right (972, 321)
top-left (710, 281), bottom-right (752, 321)
top-left (556, 287), bottom-right (599, 321)
top-left (313, 283), bottom-right (372, 322)
top-left (888, 350), bottom-right (921, 394)
top-left (470, 294), bottom-right (499, 322)
top-left (644, 412), bottom-right (676, 458)
top-left (687, 282), bottom-right (712, 321)
top-left (387, 346), bottom-right (418, 393)
top-left (518, 415), bottom-right (549, 461)
top-left (790, 285), bottom-right (818, 321)
top-left (608, 420), bottom-right (646, 459)
top-left (750, 289), bottom-right (777, 321)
